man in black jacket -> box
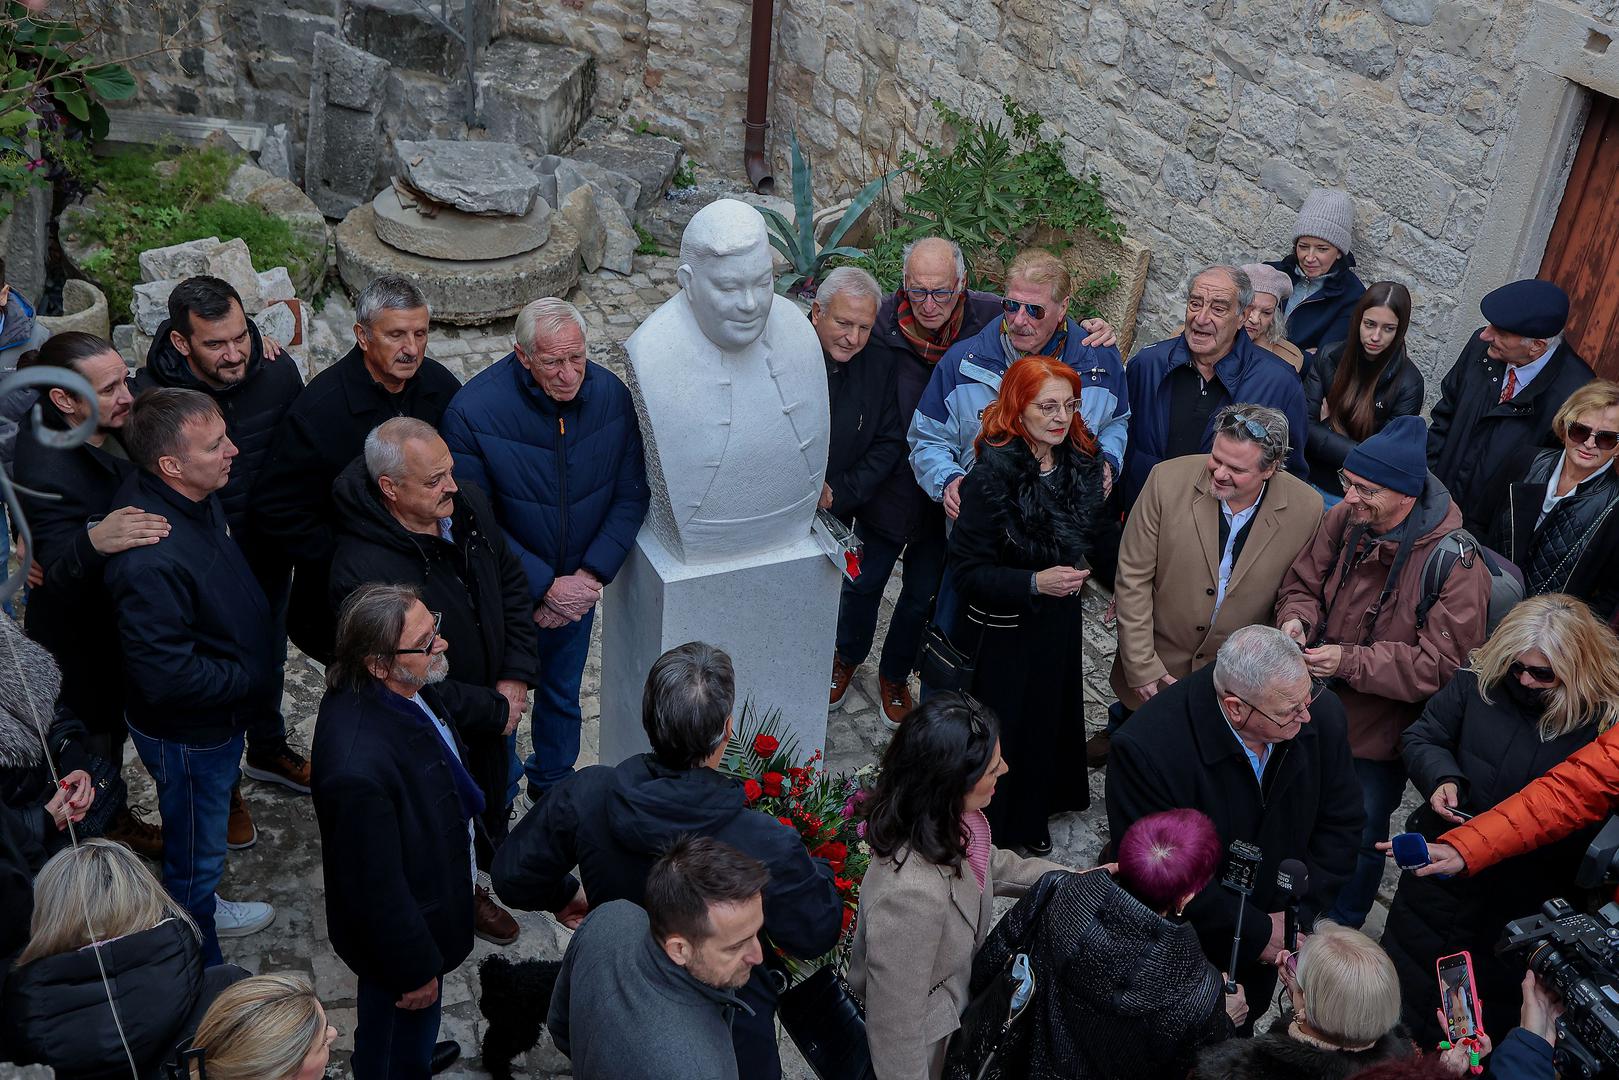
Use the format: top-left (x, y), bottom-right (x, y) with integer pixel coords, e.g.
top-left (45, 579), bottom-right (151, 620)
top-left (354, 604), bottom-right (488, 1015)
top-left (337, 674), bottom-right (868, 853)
top-left (136, 276), bottom-right (310, 795)
top-left (329, 416), bottom-right (538, 944)
top-left (251, 274), bottom-right (461, 663)
top-left (313, 583), bottom-right (478, 1079)
top-left (492, 641), bottom-right (842, 1080)
top-left (1428, 279), bottom-right (1595, 533)
top-left (815, 266), bottom-right (905, 527)
top-left (105, 388), bottom-right (277, 964)
top-left (1106, 623), bottom-right (1363, 1025)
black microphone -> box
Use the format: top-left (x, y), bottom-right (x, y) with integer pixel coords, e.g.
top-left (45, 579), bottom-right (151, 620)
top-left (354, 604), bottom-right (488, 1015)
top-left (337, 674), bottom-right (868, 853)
top-left (1277, 858), bottom-right (1309, 953)
top-left (1220, 840), bottom-right (1264, 993)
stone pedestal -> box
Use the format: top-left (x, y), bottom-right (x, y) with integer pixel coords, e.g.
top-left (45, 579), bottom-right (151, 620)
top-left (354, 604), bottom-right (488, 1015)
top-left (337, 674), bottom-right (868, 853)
top-left (600, 528), bottom-right (840, 768)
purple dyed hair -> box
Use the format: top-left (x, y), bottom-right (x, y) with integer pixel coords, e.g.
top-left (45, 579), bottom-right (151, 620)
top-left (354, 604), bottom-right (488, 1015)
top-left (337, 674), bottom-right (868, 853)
top-left (1115, 809), bottom-right (1223, 915)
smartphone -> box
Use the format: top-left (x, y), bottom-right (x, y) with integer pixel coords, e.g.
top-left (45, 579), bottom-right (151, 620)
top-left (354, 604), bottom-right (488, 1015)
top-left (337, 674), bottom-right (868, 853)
top-left (1391, 832), bottom-right (1430, 870)
top-left (1450, 808), bottom-right (1474, 821)
top-left (1437, 951), bottom-right (1483, 1042)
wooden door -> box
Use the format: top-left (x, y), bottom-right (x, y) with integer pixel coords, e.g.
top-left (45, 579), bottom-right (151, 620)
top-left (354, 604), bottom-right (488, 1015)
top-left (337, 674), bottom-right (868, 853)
top-left (1541, 92), bottom-right (1619, 380)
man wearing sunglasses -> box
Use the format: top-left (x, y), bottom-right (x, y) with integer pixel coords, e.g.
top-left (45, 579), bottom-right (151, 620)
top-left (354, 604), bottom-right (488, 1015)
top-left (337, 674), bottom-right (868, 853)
top-left (1275, 414), bottom-right (1491, 929)
top-left (1428, 278), bottom-right (1595, 534)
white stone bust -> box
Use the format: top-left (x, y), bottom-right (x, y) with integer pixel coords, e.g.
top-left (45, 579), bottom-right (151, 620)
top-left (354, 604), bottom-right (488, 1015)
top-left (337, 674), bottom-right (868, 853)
top-left (624, 198), bottom-right (829, 564)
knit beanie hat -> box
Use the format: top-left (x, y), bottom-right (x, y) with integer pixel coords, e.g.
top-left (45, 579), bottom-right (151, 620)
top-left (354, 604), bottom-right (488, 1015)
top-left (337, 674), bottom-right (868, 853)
top-left (1292, 189), bottom-right (1355, 255)
top-left (1343, 414), bottom-right (1428, 497)
top-left (1240, 263), bottom-right (1293, 302)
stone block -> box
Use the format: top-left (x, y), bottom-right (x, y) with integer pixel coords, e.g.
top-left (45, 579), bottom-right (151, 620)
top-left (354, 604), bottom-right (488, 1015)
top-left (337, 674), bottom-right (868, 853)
top-left (254, 298), bottom-right (304, 348)
top-left (340, 0), bottom-right (491, 81)
top-left (112, 323), bottom-right (137, 367)
top-left (138, 236), bottom-right (221, 284)
top-left (570, 136), bottom-right (683, 212)
top-left (555, 159), bottom-right (641, 216)
top-left (306, 33), bottom-right (389, 219)
top-left (1315, 0), bottom-right (1397, 78)
top-left (206, 239), bottom-right (264, 305)
top-left (259, 8), bottom-right (338, 57)
top-left (313, 32), bottom-right (388, 112)
top-left (1259, 157), bottom-right (1317, 209)
top-left (1399, 49), bottom-right (1467, 114)
top-left (559, 184), bottom-right (606, 272)
top-left (1381, 0), bottom-right (1438, 25)
top-left (0, 162), bottom-right (49, 304)
top-left (597, 188), bottom-right (638, 275)
top-left (258, 266), bottom-right (297, 305)
top-left (600, 529), bottom-right (839, 766)
top-left (393, 139), bottom-right (541, 216)
top-left (132, 279), bottom-right (178, 336)
top-left (382, 68), bottom-right (473, 147)
top-left (258, 123), bottom-right (292, 180)
top-left (372, 185), bottom-right (552, 260)
top-left (475, 40), bottom-right (595, 156)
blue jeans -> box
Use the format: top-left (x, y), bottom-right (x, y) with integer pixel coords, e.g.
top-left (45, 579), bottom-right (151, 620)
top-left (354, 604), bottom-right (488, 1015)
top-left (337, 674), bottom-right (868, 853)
top-left (1329, 756), bottom-right (1408, 928)
top-left (523, 605), bottom-right (595, 796)
top-left (127, 723), bottom-right (244, 965)
top-left (834, 522), bottom-right (947, 682)
top-left (353, 976), bottom-right (442, 1080)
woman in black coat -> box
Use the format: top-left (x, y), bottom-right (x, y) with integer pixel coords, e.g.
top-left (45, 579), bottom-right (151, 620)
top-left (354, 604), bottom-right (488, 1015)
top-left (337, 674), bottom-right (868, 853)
top-left (1302, 282), bottom-right (1425, 502)
top-left (1480, 379), bottom-right (1619, 621)
top-left (1382, 594), bottom-right (1619, 1045)
top-left (949, 355), bottom-right (1103, 854)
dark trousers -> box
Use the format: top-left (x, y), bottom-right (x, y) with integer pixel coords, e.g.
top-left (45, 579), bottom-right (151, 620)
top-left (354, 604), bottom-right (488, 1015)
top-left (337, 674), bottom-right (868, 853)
top-left (523, 606), bottom-right (595, 796)
top-left (243, 554), bottom-right (292, 756)
top-left (834, 522), bottom-right (946, 682)
top-left (353, 976), bottom-right (442, 1080)
top-left (1329, 756), bottom-right (1408, 928)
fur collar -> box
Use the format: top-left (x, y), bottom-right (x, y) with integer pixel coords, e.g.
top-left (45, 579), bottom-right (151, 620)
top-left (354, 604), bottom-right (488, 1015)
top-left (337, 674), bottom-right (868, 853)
top-left (0, 614), bottom-right (59, 767)
top-left (1197, 1022), bottom-right (1412, 1080)
top-left (971, 439), bottom-right (1103, 565)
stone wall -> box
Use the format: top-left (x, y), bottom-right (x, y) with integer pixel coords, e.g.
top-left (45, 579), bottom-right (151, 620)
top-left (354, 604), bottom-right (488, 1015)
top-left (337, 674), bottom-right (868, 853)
top-left (766, 0), bottom-right (1619, 381)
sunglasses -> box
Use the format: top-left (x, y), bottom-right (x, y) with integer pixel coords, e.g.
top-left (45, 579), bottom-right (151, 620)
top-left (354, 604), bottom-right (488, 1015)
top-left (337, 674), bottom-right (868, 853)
top-left (1509, 660), bottom-right (1557, 684)
top-left (1001, 298), bottom-right (1048, 321)
top-left (1218, 411), bottom-right (1270, 441)
top-left (1567, 422), bottom-right (1619, 452)
top-left (394, 610), bottom-right (443, 655)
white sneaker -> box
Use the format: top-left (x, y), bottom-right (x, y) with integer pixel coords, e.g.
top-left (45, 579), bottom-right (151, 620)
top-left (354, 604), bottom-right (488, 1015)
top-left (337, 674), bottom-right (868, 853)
top-left (215, 896), bottom-right (276, 937)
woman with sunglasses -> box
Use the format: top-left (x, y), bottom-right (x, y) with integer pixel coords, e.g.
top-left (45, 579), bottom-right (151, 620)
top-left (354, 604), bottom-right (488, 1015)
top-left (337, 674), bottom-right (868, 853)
top-left (1379, 594), bottom-right (1619, 1046)
top-left (945, 354), bottom-right (1104, 855)
top-left (1481, 379), bottom-right (1619, 621)
top-left (848, 692), bottom-right (1069, 1080)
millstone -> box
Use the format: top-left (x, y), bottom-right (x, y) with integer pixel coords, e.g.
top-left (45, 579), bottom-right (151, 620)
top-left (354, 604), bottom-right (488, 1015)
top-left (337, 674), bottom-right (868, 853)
top-left (371, 186), bottom-right (551, 260)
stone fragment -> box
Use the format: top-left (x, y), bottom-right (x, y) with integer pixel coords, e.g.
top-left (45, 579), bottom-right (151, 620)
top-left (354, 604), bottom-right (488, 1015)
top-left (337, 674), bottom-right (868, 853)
top-left (341, 0), bottom-right (488, 81)
top-left (559, 185), bottom-right (606, 272)
top-left (392, 139), bottom-right (542, 216)
top-left (370, 185), bottom-right (552, 260)
top-left (570, 136), bottom-right (683, 212)
top-left (597, 188), bottom-right (639, 275)
top-left (475, 40), bottom-right (595, 156)
top-left (1316, 0), bottom-right (1397, 78)
top-left (111, 323), bottom-right (137, 366)
top-left (138, 236), bottom-right (221, 285)
top-left (258, 123), bottom-right (292, 180)
top-left (258, 266), bottom-right (297, 305)
top-left (132, 280), bottom-right (177, 336)
top-left (254, 298), bottom-right (304, 348)
top-left (206, 239), bottom-right (266, 309)
top-left (554, 159), bottom-right (641, 216)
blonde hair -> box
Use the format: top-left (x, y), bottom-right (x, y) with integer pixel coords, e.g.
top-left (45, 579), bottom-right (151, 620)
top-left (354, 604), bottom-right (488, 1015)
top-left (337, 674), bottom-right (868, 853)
top-left (1295, 921), bottom-right (1401, 1045)
top-left (1552, 379), bottom-right (1619, 443)
top-left (1471, 594), bottom-right (1619, 738)
top-left (190, 973), bottom-right (325, 1080)
top-left (18, 839), bottom-right (196, 965)
top-left (1005, 248), bottom-right (1071, 306)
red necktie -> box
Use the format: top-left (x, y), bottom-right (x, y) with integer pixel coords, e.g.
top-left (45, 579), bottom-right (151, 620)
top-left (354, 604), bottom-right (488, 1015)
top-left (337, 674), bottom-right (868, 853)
top-left (1499, 366), bottom-right (1517, 403)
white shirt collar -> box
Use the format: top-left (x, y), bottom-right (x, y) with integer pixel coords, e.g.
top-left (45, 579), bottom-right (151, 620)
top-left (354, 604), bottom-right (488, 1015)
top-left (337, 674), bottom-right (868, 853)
top-left (1506, 335), bottom-right (1561, 397)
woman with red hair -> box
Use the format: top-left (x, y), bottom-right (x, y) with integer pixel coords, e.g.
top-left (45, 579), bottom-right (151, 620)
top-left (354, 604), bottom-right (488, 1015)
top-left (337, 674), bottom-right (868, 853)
top-left (947, 354), bottom-right (1104, 854)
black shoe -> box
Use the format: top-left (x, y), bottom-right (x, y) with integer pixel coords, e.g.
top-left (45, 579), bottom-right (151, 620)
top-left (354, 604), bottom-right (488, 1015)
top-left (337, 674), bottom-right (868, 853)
top-left (431, 1040), bottom-right (461, 1074)
top-left (1019, 839), bottom-right (1053, 857)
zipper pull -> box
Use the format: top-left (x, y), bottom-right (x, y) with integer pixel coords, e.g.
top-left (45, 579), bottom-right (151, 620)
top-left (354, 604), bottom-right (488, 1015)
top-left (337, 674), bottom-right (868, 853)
top-left (558, 416), bottom-right (566, 436)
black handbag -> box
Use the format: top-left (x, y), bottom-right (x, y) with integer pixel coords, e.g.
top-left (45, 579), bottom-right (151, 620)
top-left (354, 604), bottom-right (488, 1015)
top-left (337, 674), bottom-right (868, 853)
top-left (944, 952), bottom-right (1036, 1080)
top-left (919, 623), bottom-right (975, 693)
top-left (72, 752), bottom-right (127, 838)
top-left (771, 961), bottom-right (875, 1080)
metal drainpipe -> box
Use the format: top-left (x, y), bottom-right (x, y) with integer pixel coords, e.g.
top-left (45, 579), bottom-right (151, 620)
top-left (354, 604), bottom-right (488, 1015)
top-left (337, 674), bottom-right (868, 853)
top-left (743, 0), bottom-right (776, 193)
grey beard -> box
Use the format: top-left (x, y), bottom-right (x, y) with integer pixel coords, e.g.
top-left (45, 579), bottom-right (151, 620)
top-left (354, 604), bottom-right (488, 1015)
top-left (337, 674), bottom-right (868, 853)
top-left (390, 655), bottom-right (449, 688)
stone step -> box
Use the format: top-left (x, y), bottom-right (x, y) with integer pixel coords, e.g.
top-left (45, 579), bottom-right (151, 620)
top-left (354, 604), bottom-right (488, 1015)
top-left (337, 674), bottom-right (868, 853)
top-left (569, 132), bottom-right (684, 213)
top-left (339, 0), bottom-right (493, 81)
top-left (474, 39), bottom-right (595, 156)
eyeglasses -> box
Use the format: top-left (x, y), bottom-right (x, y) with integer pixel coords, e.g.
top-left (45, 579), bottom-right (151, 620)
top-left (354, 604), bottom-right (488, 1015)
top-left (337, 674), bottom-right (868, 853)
top-left (1001, 298), bottom-right (1048, 321)
top-left (1567, 422), bottom-right (1619, 452)
top-left (393, 610), bottom-right (443, 655)
top-left (1032, 397), bottom-right (1083, 419)
top-left (1337, 469), bottom-right (1386, 500)
top-left (1509, 660), bottom-right (1557, 684)
top-left (1218, 411), bottom-right (1270, 441)
top-left (1233, 680), bottom-right (1326, 731)
top-left (905, 286), bottom-right (959, 304)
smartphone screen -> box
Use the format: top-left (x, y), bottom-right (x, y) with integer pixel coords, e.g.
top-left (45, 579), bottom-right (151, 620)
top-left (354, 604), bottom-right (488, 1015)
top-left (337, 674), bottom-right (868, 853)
top-left (1437, 952), bottom-right (1482, 1041)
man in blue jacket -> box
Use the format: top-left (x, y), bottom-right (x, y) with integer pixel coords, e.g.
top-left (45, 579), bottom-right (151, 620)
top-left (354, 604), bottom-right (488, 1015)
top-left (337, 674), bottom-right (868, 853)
top-left (440, 297), bottom-right (649, 801)
top-left (1121, 265), bottom-right (1309, 508)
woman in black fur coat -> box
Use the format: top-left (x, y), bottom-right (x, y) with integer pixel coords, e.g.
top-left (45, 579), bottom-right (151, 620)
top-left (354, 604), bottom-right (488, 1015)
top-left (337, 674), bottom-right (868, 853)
top-left (949, 355), bottom-right (1104, 854)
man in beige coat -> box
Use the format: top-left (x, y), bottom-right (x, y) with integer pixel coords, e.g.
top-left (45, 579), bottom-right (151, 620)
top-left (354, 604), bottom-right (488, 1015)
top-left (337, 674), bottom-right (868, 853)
top-left (1110, 405), bottom-right (1323, 717)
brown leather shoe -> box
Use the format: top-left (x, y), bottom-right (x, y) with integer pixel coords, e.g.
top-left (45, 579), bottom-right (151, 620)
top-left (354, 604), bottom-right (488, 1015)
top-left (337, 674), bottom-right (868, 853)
top-left (228, 784), bottom-right (258, 850)
top-left (475, 885), bottom-right (520, 946)
top-left (1084, 730), bottom-right (1111, 769)
top-left (878, 675), bottom-right (914, 731)
top-left (829, 655), bottom-right (856, 710)
top-left (105, 805), bottom-right (163, 860)
top-left (242, 741), bottom-right (312, 794)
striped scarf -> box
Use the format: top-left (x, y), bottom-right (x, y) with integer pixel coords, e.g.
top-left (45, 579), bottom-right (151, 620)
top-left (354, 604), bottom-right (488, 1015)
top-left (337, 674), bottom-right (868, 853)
top-left (999, 318), bottom-right (1069, 365)
top-left (896, 289), bottom-right (968, 365)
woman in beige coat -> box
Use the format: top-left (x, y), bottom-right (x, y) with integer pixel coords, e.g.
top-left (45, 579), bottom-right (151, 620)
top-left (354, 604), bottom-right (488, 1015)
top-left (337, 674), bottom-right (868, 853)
top-left (848, 692), bottom-right (1067, 1079)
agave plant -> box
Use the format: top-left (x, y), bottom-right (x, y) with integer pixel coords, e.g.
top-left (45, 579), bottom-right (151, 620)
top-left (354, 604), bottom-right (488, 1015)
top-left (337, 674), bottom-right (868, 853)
top-left (756, 131), bottom-right (899, 297)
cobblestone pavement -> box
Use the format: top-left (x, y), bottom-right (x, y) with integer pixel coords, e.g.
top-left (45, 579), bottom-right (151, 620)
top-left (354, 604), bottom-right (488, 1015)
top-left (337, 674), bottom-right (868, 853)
top-left (118, 259), bottom-right (1410, 1076)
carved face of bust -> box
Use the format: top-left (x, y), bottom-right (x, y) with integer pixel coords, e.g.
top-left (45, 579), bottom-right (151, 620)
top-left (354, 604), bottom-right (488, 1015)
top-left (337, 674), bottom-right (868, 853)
top-left (680, 243), bottom-right (776, 352)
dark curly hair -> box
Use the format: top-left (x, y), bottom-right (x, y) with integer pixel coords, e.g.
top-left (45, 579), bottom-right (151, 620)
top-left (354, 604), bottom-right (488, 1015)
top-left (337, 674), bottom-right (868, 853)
top-left (859, 692), bottom-right (999, 875)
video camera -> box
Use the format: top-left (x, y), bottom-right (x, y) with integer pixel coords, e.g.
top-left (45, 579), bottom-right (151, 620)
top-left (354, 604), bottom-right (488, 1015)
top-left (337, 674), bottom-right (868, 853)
top-left (1499, 898), bottom-right (1619, 1078)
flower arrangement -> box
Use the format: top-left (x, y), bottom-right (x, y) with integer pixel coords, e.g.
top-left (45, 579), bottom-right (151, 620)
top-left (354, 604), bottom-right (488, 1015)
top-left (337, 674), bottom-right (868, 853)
top-left (719, 701), bottom-right (873, 970)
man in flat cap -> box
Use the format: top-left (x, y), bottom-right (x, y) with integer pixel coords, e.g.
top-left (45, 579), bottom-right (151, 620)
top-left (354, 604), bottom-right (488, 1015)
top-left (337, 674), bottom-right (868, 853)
top-left (1428, 279), bottom-right (1594, 533)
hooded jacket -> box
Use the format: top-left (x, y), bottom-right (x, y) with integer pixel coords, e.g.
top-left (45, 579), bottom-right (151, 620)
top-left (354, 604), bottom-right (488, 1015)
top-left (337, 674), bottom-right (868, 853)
top-left (1273, 475), bottom-right (1492, 760)
top-left (1264, 251), bottom-right (1367, 356)
top-left (491, 754), bottom-right (842, 1078)
top-left (1302, 339), bottom-right (1426, 497)
top-left (135, 318), bottom-right (303, 533)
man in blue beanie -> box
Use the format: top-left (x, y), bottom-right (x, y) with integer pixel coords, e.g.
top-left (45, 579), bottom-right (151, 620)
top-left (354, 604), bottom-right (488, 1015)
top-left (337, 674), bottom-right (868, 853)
top-left (1275, 414), bottom-right (1492, 928)
top-left (1428, 279), bottom-right (1594, 533)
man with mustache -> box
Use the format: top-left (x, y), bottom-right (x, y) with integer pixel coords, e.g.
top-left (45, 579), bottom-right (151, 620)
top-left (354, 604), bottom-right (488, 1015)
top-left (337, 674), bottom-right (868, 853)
top-left (329, 417), bottom-right (537, 947)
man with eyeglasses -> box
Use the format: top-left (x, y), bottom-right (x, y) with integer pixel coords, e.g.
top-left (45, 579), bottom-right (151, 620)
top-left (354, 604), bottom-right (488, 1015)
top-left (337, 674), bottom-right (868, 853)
top-left (1275, 414), bottom-right (1491, 928)
top-left (1106, 624), bottom-right (1363, 1030)
top-left (1119, 264), bottom-right (1309, 509)
top-left (441, 298), bottom-right (649, 804)
top-left (1428, 279), bottom-right (1594, 534)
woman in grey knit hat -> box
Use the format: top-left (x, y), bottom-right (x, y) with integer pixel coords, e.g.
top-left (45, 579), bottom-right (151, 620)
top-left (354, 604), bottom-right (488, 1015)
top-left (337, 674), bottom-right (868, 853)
top-left (1238, 262), bottom-right (1306, 373)
top-left (1265, 188), bottom-right (1367, 359)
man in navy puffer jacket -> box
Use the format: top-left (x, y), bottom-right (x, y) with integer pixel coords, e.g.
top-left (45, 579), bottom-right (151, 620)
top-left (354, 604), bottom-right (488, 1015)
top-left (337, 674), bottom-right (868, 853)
top-left (441, 298), bottom-right (649, 800)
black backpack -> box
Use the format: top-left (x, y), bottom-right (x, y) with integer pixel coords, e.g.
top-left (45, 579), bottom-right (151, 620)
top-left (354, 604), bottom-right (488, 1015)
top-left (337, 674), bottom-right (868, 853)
top-left (1415, 529), bottom-right (1524, 635)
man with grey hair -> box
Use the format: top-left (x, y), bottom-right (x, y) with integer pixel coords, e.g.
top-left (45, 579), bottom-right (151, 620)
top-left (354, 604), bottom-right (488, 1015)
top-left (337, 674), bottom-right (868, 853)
top-left (492, 640), bottom-right (841, 1080)
top-left (442, 296), bottom-right (648, 802)
top-left (814, 265), bottom-right (903, 522)
top-left (329, 416), bottom-right (538, 945)
top-left (1120, 264), bottom-right (1309, 507)
top-left (252, 273), bottom-right (461, 661)
top-left (1106, 622), bottom-right (1362, 1028)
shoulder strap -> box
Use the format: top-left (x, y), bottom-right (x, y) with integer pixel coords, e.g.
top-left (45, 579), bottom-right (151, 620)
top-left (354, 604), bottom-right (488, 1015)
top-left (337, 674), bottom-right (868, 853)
top-left (1416, 530), bottom-right (1477, 631)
